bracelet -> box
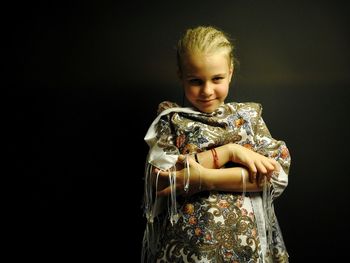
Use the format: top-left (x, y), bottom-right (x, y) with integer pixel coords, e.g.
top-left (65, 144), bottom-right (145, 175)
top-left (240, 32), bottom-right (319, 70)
top-left (194, 153), bottom-right (199, 163)
top-left (210, 148), bottom-right (219, 169)
top-left (193, 153), bottom-right (202, 191)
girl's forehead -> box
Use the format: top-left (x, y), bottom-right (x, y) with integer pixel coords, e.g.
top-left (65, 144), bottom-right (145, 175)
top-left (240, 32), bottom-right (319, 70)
top-left (181, 52), bottom-right (230, 70)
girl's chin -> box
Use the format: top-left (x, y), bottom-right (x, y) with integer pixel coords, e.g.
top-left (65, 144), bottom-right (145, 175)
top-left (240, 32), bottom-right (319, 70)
top-left (197, 104), bottom-right (220, 113)
top-left (195, 100), bottom-right (224, 113)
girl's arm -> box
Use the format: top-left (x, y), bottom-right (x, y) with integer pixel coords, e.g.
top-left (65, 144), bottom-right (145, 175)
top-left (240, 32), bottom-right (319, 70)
top-left (155, 162), bottom-right (255, 196)
top-left (196, 143), bottom-right (279, 184)
top-left (155, 152), bottom-right (279, 197)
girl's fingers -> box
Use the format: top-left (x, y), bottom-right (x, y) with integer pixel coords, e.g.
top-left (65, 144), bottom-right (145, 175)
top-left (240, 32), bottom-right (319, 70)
top-left (257, 173), bottom-right (263, 187)
top-left (177, 155), bottom-right (186, 162)
top-left (262, 159), bottom-right (275, 171)
top-left (177, 154), bottom-right (197, 166)
top-left (255, 161), bottom-right (267, 174)
top-left (156, 169), bottom-right (167, 177)
top-left (157, 184), bottom-right (186, 197)
top-left (249, 170), bottom-right (257, 184)
top-left (157, 187), bottom-right (171, 197)
top-left (246, 161), bottom-right (256, 183)
top-left (266, 172), bottom-right (272, 182)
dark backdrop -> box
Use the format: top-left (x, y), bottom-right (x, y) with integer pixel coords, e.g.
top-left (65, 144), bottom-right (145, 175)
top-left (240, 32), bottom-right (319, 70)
top-left (8, 1), bottom-right (350, 261)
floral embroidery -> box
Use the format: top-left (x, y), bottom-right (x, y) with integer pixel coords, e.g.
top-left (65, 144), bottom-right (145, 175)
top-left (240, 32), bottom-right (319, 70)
top-left (156, 194), bottom-right (261, 262)
top-left (146, 101), bottom-right (290, 263)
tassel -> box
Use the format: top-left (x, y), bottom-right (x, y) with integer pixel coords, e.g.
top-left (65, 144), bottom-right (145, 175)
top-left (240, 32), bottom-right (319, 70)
top-left (168, 167), bottom-right (179, 225)
top-left (241, 168), bottom-right (246, 205)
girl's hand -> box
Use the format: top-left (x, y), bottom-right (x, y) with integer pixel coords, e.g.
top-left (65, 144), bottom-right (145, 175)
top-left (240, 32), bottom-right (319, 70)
top-left (229, 143), bottom-right (279, 184)
top-left (154, 155), bottom-right (203, 197)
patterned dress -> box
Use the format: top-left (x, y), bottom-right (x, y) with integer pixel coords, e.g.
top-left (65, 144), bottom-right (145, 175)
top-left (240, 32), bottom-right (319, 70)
top-left (142, 101), bottom-right (291, 263)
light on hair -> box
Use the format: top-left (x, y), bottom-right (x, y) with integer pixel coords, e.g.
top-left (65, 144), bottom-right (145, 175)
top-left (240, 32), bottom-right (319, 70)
top-left (177, 26), bottom-right (235, 73)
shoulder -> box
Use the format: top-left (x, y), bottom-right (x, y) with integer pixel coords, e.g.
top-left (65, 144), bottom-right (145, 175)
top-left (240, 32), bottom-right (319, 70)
top-left (157, 101), bottom-right (180, 115)
top-left (227, 101), bottom-right (263, 117)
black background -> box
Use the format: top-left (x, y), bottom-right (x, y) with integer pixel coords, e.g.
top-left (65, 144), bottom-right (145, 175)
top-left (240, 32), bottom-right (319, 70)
top-left (8, 1), bottom-right (350, 261)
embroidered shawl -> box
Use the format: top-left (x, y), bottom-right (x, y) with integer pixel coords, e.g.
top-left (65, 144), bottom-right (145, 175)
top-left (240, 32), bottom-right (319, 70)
top-left (142, 101), bottom-right (291, 262)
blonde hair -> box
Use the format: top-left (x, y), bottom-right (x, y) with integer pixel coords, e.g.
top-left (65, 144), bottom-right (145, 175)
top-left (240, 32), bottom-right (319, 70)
top-left (176, 26), bottom-right (235, 72)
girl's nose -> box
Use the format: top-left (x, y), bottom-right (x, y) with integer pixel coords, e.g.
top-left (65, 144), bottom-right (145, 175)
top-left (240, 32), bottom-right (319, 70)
top-left (201, 82), bottom-right (214, 97)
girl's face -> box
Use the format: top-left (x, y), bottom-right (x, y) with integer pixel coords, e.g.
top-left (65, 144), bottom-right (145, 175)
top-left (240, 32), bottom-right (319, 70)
top-left (180, 51), bottom-right (233, 113)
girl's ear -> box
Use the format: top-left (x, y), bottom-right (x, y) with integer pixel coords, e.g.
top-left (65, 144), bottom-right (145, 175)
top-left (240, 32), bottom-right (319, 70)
top-left (229, 63), bottom-right (234, 83)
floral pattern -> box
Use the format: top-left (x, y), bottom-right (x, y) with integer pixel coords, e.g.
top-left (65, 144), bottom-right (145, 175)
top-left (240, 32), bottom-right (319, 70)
top-left (156, 193), bottom-right (261, 262)
top-left (145, 101), bottom-right (291, 263)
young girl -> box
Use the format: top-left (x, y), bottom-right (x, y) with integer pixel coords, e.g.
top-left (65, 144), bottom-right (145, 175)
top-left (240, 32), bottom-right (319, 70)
top-left (142, 26), bottom-right (290, 263)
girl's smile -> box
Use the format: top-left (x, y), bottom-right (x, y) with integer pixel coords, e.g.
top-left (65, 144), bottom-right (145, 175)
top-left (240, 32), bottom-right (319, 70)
top-left (180, 51), bottom-right (233, 113)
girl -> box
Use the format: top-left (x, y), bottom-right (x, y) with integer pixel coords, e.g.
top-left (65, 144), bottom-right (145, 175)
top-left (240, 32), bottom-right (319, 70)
top-left (142, 26), bottom-right (290, 263)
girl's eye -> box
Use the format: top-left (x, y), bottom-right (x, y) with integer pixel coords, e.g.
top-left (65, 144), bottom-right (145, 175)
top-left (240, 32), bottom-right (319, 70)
top-left (189, 79), bottom-right (202, 85)
top-left (213, 77), bottom-right (223, 82)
